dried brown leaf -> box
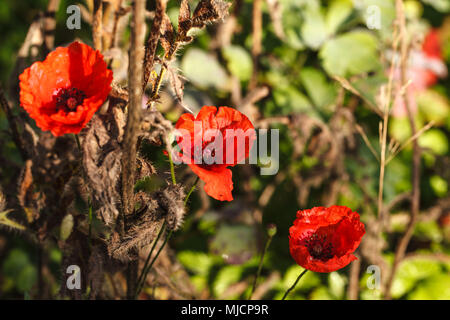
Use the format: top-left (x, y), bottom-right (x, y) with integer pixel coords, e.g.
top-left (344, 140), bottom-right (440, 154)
top-left (192, 0), bottom-right (231, 28)
top-left (83, 105), bottom-right (126, 227)
top-left (160, 13), bottom-right (176, 57)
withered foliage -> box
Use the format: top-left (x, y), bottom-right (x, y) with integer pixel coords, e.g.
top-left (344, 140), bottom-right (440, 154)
top-left (145, 0), bottom-right (231, 111)
top-left (288, 109), bottom-right (356, 206)
top-left (108, 184), bottom-right (186, 262)
top-left (83, 104), bottom-right (125, 227)
top-left (0, 0), bottom-right (231, 300)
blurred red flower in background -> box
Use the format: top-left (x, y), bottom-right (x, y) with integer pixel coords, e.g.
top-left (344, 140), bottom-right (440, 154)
top-left (19, 41), bottom-right (113, 136)
top-left (392, 29), bottom-right (447, 117)
top-left (175, 106), bottom-right (256, 201)
top-left (289, 206), bottom-right (365, 273)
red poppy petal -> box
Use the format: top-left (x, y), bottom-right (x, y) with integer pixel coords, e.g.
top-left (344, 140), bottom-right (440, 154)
top-left (331, 214), bottom-right (365, 256)
top-left (188, 163), bottom-right (233, 201)
top-left (19, 41), bottom-right (112, 137)
top-left (289, 206), bottom-right (365, 273)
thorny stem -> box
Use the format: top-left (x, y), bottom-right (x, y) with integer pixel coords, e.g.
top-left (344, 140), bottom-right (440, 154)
top-left (281, 269), bottom-right (308, 300)
top-left (123, 0), bottom-right (146, 299)
top-left (150, 64), bottom-right (167, 102)
top-left (249, 232), bottom-right (274, 300)
top-left (135, 221), bottom-right (167, 298)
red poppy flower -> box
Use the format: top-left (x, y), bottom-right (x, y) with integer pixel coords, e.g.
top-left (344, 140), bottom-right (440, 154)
top-left (289, 206), bottom-right (365, 273)
top-left (175, 106), bottom-right (256, 201)
top-left (19, 41), bottom-right (113, 137)
top-left (422, 29), bottom-right (442, 60)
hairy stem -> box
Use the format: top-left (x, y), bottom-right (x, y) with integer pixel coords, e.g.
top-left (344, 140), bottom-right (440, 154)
top-left (249, 232), bottom-right (274, 299)
top-left (122, 0), bottom-right (146, 299)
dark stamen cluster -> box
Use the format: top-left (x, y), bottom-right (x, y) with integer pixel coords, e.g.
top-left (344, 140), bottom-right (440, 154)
top-left (55, 88), bottom-right (86, 113)
top-left (303, 233), bottom-right (334, 261)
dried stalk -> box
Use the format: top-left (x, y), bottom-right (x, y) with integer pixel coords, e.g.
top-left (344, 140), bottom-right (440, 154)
top-left (384, 0), bottom-right (422, 299)
top-left (122, 0), bottom-right (146, 219)
top-left (249, 0), bottom-right (262, 90)
top-left (93, 0), bottom-right (103, 51)
top-left (143, 0), bottom-right (167, 90)
top-left (347, 254), bottom-right (361, 300)
top-left (121, 0), bottom-right (146, 298)
top-left (43, 0), bottom-right (60, 54)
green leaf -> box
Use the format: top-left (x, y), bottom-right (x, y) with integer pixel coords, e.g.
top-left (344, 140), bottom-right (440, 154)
top-left (430, 175), bottom-right (448, 198)
top-left (408, 274), bottom-right (450, 299)
top-left (357, 0), bottom-right (396, 37)
top-left (310, 286), bottom-right (335, 300)
top-left (326, 0), bottom-right (354, 35)
top-left (417, 90), bottom-right (450, 125)
top-left (418, 129), bottom-right (449, 155)
top-left (213, 265), bottom-right (243, 298)
top-left (17, 265), bottom-right (37, 293)
top-left (300, 67), bottom-right (337, 111)
top-left (181, 48), bottom-right (230, 91)
top-left (389, 117), bottom-right (412, 143)
top-left (279, 265), bottom-right (320, 292)
top-left (301, 5), bottom-right (328, 50)
top-left (222, 45), bottom-right (253, 82)
top-left (421, 0), bottom-right (450, 12)
top-left (271, 84), bottom-right (318, 117)
top-left (210, 224), bottom-right (258, 264)
top-left (177, 251), bottom-right (216, 275)
top-left (391, 258), bottom-right (443, 298)
top-left (2, 248), bottom-right (37, 293)
top-left (3, 249), bottom-right (29, 278)
top-left (414, 220), bottom-right (443, 243)
top-left (328, 271), bottom-right (347, 299)
top-left (319, 31), bottom-right (379, 77)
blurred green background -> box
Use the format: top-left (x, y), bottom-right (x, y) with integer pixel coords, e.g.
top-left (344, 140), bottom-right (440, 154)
top-left (0, 0), bottom-right (449, 300)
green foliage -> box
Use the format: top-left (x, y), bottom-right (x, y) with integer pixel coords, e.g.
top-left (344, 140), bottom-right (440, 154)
top-left (1, 0), bottom-right (449, 300)
top-left (319, 31), bottom-right (380, 77)
top-left (2, 249), bottom-right (37, 293)
top-left (181, 48), bottom-right (230, 91)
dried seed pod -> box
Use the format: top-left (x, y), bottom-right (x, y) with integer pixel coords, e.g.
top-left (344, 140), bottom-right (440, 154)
top-left (192, 0), bottom-right (230, 28)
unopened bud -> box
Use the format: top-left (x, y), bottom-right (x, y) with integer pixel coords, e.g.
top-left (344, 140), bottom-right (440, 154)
top-left (267, 224), bottom-right (277, 237)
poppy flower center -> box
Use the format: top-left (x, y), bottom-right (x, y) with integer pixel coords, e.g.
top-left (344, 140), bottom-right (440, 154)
top-left (303, 233), bottom-right (334, 261)
top-left (189, 139), bottom-right (223, 170)
top-left (55, 88), bottom-right (86, 112)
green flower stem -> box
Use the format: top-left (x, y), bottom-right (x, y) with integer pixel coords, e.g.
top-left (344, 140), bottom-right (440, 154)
top-left (249, 232), bottom-right (275, 299)
top-left (135, 177), bottom-right (200, 298)
top-left (167, 147), bottom-right (177, 185)
top-left (184, 177), bottom-right (199, 206)
top-left (136, 228), bottom-right (173, 298)
top-left (135, 221), bottom-right (167, 298)
top-left (281, 269), bottom-right (308, 300)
